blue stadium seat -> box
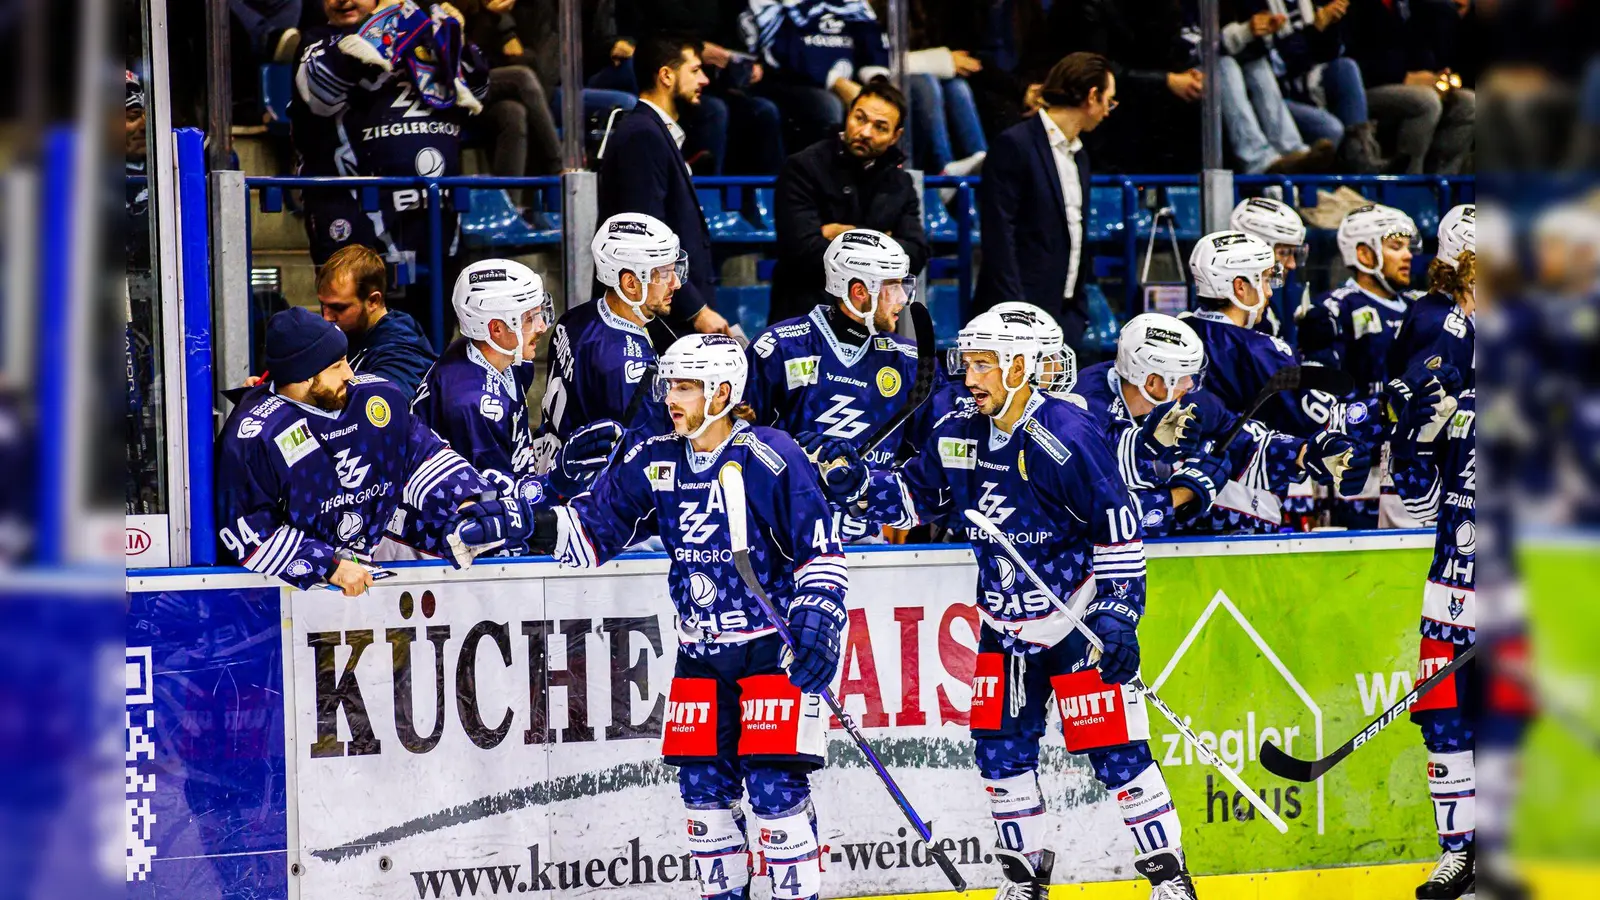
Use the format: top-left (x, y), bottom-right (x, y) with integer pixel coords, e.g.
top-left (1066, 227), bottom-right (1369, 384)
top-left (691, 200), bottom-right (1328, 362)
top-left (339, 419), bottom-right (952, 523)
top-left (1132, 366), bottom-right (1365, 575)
top-left (1383, 183), bottom-right (1442, 237)
top-left (698, 188), bottom-right (754, 238)
top-left (925, 284), bottom-right (963, 349)
top-left (1167, 186), bottom-right (1202, 240)
top-left (260, 64), bottom-right (294, 137)
top-left (1087, 186), bottom-right (1125, 242)
top-left (746, 187), bottom-right (777, 239)
top-left (925, 189), bottom-right (956, 241)
top-left (460, 188), bottom-right (557, 249)
top-left (719, 285), bottom-right (771, 335)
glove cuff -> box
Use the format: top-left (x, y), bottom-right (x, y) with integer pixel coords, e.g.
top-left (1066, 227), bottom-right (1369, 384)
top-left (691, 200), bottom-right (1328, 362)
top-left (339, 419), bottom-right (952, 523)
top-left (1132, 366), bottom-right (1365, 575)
top-left (788, 592), bottom-right (848, 631)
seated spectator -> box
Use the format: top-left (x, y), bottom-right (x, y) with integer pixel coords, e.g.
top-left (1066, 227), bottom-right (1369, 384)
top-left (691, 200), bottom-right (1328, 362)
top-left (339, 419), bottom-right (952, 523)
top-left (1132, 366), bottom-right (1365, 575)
top-left (596, 33), bottom-right (731, 347)
top-left (1343, 0), bottom-right (1474, 173)
top-left (462, 0), bottom-right (563, 200)
top-left (742, 0), bottom-right (892, 153)
top-left (1216, 2), bottom-right (1337, 172)
top-left (770, 81), bottom-right (930, 324)
top-left (498, 0), bottom-right (637, 149)
top-left (868, 0), bottom-right (987, 177)
top-left (315, 245), bottom-right (437, 403)
top-left (1226, 0), bottom-right (1371, 150)
top-left (616, 0), bottom-right (785, 175)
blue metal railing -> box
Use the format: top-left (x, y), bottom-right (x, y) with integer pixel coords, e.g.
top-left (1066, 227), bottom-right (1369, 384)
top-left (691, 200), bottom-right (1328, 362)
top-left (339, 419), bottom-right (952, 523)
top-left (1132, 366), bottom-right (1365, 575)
top-left (241, 172), bottom-right (1471, 350)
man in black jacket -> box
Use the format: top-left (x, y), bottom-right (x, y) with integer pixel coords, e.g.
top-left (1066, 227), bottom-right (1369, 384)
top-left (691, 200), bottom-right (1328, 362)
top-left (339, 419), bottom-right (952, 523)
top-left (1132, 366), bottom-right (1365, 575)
top-left (597, 33), bottom-right (732, 346)
top-left (769, 81), bottom-right (930, 324)
top-left (976, 53), bottom-right (1114, 352)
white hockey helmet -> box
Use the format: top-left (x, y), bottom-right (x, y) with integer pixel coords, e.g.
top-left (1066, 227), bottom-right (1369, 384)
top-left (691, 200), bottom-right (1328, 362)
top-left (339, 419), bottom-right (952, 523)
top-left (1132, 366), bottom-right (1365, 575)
top-left (452, 258), bottom-right (553, 365)
top-left (987, 301), bottom-right (1076, 393)
top-left (653, 333), bottom-right (748, 440)
top-left (1434, 204), bottom-right (1475, 270)
top-left (1230, 196), bottom-right (1308, 266)
top-left (592, 212), bottom-right (687, 317)
top-left (1189, 231), bottom-right (1281, 327)
top-left (1337, 203), bottom-right (1419, 292)
top-left (954, 309), bottom-right (1040, 419)
top-left (1116, 313), bottom-right (1206, 407)
top-left (823, 228), bottom-right (916, 333)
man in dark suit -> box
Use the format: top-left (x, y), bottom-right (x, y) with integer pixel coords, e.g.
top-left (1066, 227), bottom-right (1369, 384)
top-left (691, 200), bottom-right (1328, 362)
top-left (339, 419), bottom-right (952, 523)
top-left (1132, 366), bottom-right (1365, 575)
top-left (770, 81), bottom-right (930, 324)
top-left (598, 33), bottom-right (732, 346)
top-left (976, 52), bottom-right (1117, 352)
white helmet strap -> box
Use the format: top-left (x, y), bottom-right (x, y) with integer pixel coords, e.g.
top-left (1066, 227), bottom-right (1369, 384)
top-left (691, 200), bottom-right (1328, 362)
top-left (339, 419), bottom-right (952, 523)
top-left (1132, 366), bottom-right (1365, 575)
top-left (485, 314), bottom-right (528, 365)
top-left (1230, 273), bottom-right (1269, 328)
top-left (617, 270), bottom-right (654, 321)
top-left (996, 352), bottom-right (1030, 421)
top-left (1354, 239), bottom-right (1399, 297)
top-left (842, 278), bottom-right (881, 335)
top-left (687, 380), bottom-right (731, 440)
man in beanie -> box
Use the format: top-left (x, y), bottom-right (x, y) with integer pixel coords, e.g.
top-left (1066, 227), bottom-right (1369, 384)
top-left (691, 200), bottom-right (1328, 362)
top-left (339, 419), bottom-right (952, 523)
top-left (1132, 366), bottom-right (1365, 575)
top-left (214, 308), bottom-right (528, 594)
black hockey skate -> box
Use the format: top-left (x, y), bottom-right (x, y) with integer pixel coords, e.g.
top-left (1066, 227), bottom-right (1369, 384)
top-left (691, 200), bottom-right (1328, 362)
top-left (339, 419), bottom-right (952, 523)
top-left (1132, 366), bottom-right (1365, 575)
top-left (1416, 846), bottom-right (1475, 900)
top-left (1475, 851), bottom-right (1530, 900)
top-left (1135, 851), bottom-right (1198, 899)
top-left (993, 847), bottom-right (1054, 900)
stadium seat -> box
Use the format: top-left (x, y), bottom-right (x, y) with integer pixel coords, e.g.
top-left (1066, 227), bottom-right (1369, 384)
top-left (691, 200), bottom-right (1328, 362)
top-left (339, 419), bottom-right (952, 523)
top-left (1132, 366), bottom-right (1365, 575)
top-left (1383, 183), bottom-right (1442, 236)
top-left (1087, 186), bottom-right (1125, 242)
top-left (746, 188), bottom-right (776, 240)
top-left (1167, 186), bottom-right (1203, 240)
top-left (718, 285), bottom-right (771, 335)
top-left (460, 188), bottom-right (557, 249)
top-left (925, 283), bottom-right (963, 348)
top-left (697, 188), bottom-right (755, 239)
top-left (924, 189), bottom-right (956, 241)
top-left (260, 64), bottom-right (293, 137)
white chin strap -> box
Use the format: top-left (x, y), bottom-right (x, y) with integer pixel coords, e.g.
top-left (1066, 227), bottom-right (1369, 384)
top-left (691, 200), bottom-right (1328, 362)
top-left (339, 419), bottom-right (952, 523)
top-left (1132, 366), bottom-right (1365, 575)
top-left (1136, 374), bottom-right (1173, 408)
top-left (621, 274), bottom-right (655, 321)
top-left (487, 317), bottom-right (528, 365)
top-left (1356, 242), bottom-right (1398, 296)
top-left (1231, 277), bottom-right (1269, 328)
top-left (844, 282), bottom-right (881, 335)
top-left (687, 382), bottom-right (731, 440)
top-left (995, 355), bottom-right (1029, 421)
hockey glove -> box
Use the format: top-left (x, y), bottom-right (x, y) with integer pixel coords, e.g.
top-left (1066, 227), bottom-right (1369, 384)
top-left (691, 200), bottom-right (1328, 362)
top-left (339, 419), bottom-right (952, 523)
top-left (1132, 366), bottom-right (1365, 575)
top-left (1384, 360), bottom-right (1461, 446)
top-left (783, 593), bottom-right (848, 695)
top-left (798, 434), bottom-right (869, 505)
top-left (1135, 400), bottom-right (1199, 461)
top-left (447, 497), bottom-right (534, 565)
top-left (1304, 430), bottom-right (1375, 495)
top-left (1086, 607), bottom-right (1141, 685)
top-left (1169, 448), bottom-right (1231, 517)
top-left (548, 420), bottom-right (623, 500)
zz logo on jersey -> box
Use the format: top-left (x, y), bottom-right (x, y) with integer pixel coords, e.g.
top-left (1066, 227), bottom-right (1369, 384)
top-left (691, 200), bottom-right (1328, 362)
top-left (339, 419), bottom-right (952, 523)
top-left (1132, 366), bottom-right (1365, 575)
top-left (677, 498), bottom-right (722, 544)
top-left (976, 481), bottom-right (1015, 527)
top-left (334, 448), bottom-right (371, 490)
top-left (817, 394), bottom-right (869, 440)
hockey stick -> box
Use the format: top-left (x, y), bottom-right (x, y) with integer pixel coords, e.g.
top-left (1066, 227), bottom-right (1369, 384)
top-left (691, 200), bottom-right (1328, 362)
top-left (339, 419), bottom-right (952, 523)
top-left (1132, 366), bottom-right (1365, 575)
top-left (718, 462), bottom-right (968, 893)
top-left (1216, 364), bottom-right (1356, 451)
top-left (963, 509), bottom-right (1291, 835)
top-left (857, 301), bottom-right (938, 456)
top-left (1259, 642), bottom-right (1479, 782)
top-left (619, 362), bottom-right (658, 430)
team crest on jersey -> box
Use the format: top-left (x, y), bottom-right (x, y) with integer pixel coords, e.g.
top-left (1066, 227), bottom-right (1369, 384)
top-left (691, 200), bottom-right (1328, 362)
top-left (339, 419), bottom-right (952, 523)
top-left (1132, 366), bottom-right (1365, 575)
top-left (1449, 594), bottom-right (1465, 620)
top-left (876, 366), bottom-right (901, 398)
top-left (275, 419), bottom-right (319, 467)
top-left (366, 395), bottom-right (391, 428)
top-left (785, 356), bottom-right (820, 389)
top-left (237, 417), bottom-right (262, 439)
top-left (938, 437), bottom-right (977, 469)
top-left (329, 218), bottom-right (351, 242)
top-left (624, 360), bottom-right (649, 383)
top-left (479, 394), bottom-right (504, 422)
top-left (286, 559), bottom-right (315, 579)
top-left (647, 462), bottom-right (677, 491)
top-left (1454, 519), bottom-right (1476, 556)
top-left (688, 572), bottom-right (719, 608)
top-left (337, 511), bottom-right (365, 542)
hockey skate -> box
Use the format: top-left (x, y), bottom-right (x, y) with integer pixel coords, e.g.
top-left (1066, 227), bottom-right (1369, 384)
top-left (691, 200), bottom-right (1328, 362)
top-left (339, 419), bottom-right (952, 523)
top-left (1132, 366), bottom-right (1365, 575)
top-left (1135, 850), bottom-right (1198, 899)
top-left (993, 848), bottom-right (1054, 900)
top-left (1416, 846), bottom-right (1474, 899)
top-left (1475, 851), bottom-right (1529, 900)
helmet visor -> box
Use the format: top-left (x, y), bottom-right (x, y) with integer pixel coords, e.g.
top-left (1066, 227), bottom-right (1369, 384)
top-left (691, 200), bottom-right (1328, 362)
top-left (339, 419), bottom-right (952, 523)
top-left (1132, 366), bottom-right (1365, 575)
top-left (1277, 243), bottom-right (1310, 269)
top-left (880, 274), bottom-right (918, 308)
top-left (647, 250), bottom-right (690, 287)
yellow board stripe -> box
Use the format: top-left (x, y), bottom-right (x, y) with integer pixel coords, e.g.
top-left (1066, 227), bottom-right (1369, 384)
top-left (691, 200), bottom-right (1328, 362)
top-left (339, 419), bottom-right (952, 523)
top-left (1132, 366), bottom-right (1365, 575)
top-left (839, 860), bottom-right (1600, 899)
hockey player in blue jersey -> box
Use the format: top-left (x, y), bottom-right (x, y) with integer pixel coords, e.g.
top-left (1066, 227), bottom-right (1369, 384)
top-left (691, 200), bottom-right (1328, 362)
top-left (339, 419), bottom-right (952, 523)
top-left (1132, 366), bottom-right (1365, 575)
top-left (1229, 197), bottom-right (1308, 339)
top-left (1384, 357), bottom-right (1478, 899)
top-left (292, 0), bottom-right (488, 320)
top-left (215, 308), bottom-right (518, 594)
top-left (402, 259), bottom-right (622, 557)
top-left (544, 213), bottom-right (683, 446)
top-left (745, 228), bottom-right (920, 539)
top-left (1390, 205), bottom-right (1476, 381)
top-left (812, 311), bottom-right (1199, 899)
top-left (524, 334), bottom-right (849, 900)
top-left (1298, 204), bottom-right (1421, 385)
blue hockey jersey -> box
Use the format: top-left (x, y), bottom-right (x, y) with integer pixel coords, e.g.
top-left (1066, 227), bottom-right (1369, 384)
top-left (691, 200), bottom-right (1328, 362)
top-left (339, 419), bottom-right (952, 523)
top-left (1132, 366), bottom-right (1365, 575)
top-left (544, 297), bottom-right (670, 446)
top-left (858, 392), bottom-right (1147, 652)
top-left (1392, 390), bottom-right (1476, 647)
top-left (551, 421), bottom-right (847, 650)
top-left (1299, 279), bottom-right (1419, 397)
top-left (1386, 291), bottom-right (1474, 385)
top-left (215, 375), bottom-right (491, 589)
top-left (1183, 310), bottom-right (1327, 438)
top-left (743, 0), bottom-right (890, 89)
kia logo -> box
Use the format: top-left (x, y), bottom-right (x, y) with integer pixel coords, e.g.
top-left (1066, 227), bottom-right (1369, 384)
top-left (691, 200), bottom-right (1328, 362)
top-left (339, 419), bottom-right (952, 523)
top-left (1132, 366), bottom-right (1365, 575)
top-left (126, 527), bottom-right (151, 556)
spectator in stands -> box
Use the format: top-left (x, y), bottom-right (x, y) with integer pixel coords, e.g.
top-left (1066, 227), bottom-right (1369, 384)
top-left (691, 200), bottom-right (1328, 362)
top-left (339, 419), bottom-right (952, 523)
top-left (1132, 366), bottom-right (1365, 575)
top-left (616, 0), bottom-right (785, 175)
top-left (976, 53), bottom-right (1114, 351)
top-left (462, 0), bottom-right (563, 198)
top-left (769, 81), bottom-right (929, 323)
top-left (1058, 0), bottom-right (1204, 173)
top-left (1343, 0), bottom-right (1475, 173)
top-left (1223, 0), bottom-right (1370, 150)
top-left (317, 246), bottom-right (437, 402)
top-left (868, 0), bottom-right (988, 178)
top-left (1216, 4), bottom-right (1336, 174)
top-left (502, 0), bottom-right (637, 139)
top-left (743, 0), bottom-right (892, 153)
top-left (597, 33), bottom-right (732, 347)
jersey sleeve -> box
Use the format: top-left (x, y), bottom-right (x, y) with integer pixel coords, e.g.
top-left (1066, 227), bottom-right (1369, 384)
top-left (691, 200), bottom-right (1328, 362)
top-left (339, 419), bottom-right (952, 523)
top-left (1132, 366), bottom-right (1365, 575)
top-left (294, 34), bottom-right (372, 117)
top-left (213, 433), bottom-right (339, 591)
top-left (551, 440), bottom-right (661, 567)
top-left (856, 415), bottom-right (960, 529)
top-left (743, 331), bottom-right (794, 428)
top-left (398, 400), bottom-right (493, 527)
top-left (762, 438), bottom-right (848, 606)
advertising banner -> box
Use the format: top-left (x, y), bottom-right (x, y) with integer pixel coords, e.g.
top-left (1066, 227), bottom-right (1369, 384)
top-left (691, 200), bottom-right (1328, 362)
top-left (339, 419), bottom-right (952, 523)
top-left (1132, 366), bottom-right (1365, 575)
top-left (284, 544), bottom-right (1442, 898)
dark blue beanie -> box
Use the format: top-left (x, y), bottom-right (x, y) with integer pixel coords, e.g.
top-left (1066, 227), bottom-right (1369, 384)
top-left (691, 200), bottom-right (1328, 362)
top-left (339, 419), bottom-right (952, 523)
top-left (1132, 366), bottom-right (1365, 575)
top-left (265, 307), bottom-right (348, 385)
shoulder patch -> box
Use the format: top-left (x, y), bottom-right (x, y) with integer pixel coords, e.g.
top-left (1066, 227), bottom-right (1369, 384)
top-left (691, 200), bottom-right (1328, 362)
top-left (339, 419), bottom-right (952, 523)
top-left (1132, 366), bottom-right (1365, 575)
top-left (734, 432), bottom-right (787, 475)
top-left (938, 436), bottom-right (977, 469)
top-left (349, 373), bottom-right (385, 385)
top-left (785, 355), bottom-right (821, 389)
top-left (274, 418), bottom-right (320, 467)
top-left (646, 461), bottom-right (676, 491)
top-left (248, 395), bottom-right (285, 419)
top-left (1022, 418), bottom-right (1072, 466)
top-left (1448, 409), bottom-right (1475, 440)
top-left (752, 331), bottom-right (778, 358)
top-left (365, 394), bottom-right (392, 428)
top-left (1269, 335), bottom-right (1294, 358)
top-left (873, 335), bottom-right (918, 357)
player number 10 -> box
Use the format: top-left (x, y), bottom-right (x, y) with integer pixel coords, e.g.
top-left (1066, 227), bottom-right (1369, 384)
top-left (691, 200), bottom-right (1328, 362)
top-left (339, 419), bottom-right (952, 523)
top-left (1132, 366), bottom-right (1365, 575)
top-left (1105, 507), bottom-right (1138, 543)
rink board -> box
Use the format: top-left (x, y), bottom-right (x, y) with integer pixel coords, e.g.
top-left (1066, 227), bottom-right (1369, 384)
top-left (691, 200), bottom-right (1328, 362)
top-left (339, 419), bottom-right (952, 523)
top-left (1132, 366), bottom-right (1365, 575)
top-left (128, 532), bottom-right (1475, 899)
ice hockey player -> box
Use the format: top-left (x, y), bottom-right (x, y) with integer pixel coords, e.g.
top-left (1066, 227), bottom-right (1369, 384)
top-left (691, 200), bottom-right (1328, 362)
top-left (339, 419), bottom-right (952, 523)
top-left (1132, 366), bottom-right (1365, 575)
top-left (1229, 196), bottom-right (1308, 338)
top-left (544, 213), bottom-right (683, 446)
top-left (214, 308), bottom-right (516, 594)
top-left (524, 334), bottom-right (849, 900)
top-left (1385, 354), bottom-right (1477, 899)
top-left (1298, 204), bottom-right (1422, 387)
top-left (1390, 205), bottom-right (1475, 380)
top-left (1073, 313), bottom-right (1364, 536)
top-left (292, 0), bottom-right (488, 329)
top-left (402, 259), bottom-right (622, 557)
top-left (809, 310), bottom-right (1199, 899)
top-left (744, 228), bottom-right (921, 539)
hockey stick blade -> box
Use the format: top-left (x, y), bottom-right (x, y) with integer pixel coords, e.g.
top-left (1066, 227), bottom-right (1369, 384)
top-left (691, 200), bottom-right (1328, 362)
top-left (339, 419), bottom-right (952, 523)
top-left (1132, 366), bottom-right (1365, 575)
top-left (1258, 641), bottom-right (1479, 782)
top-left (857, 301), bottom-right (937, 456)
top-left (719, 463), bottom-right (967, 892)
